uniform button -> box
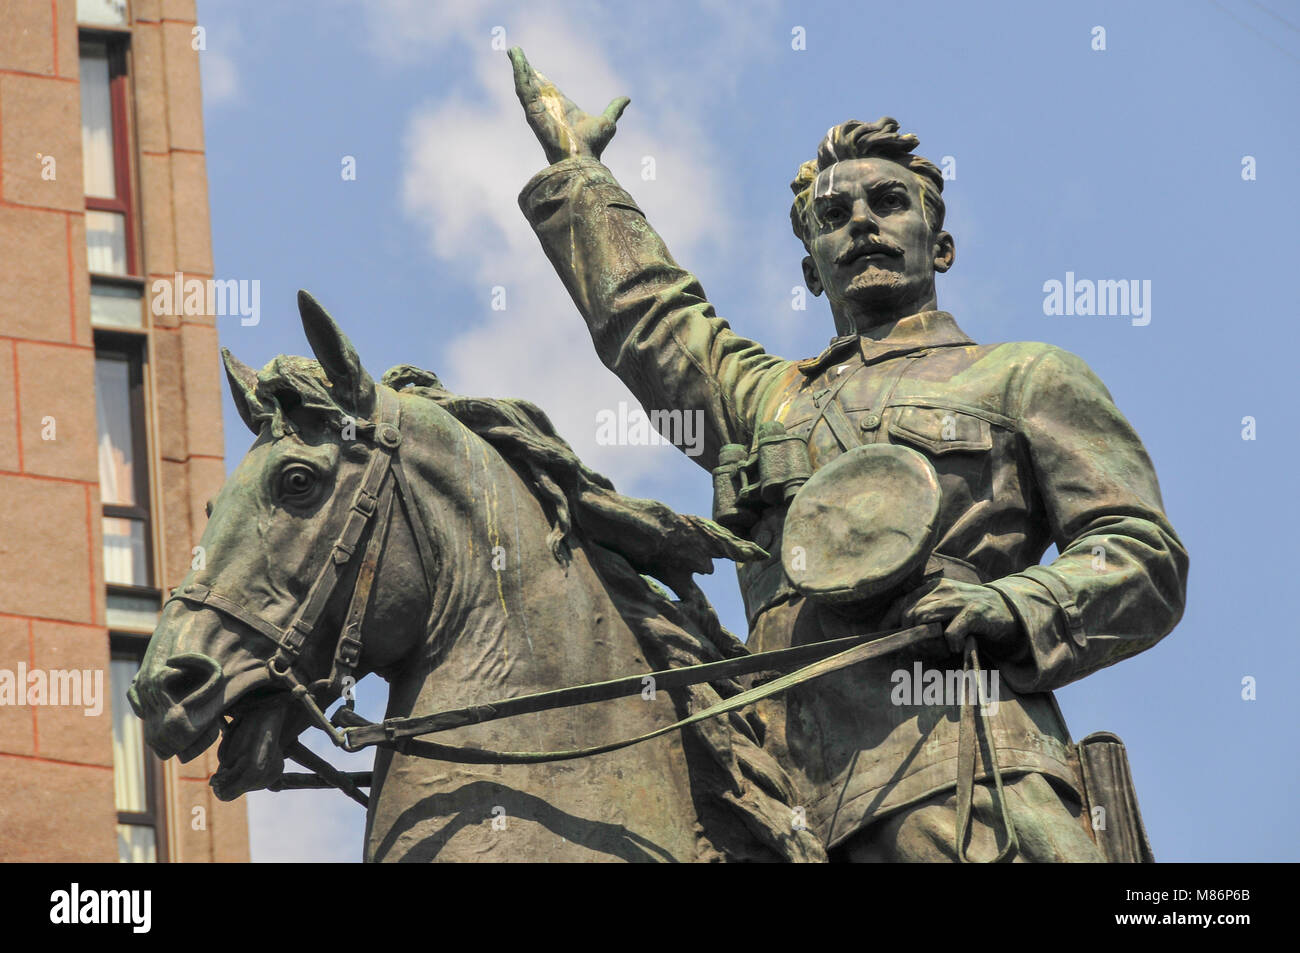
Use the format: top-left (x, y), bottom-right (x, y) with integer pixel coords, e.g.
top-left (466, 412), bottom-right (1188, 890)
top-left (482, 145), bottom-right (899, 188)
top-left (860, 413), bottom-right (881, 430)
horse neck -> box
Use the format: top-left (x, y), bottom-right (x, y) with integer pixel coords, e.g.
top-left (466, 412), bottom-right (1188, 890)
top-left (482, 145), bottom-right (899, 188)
top-left (393, 397), bottom-right (638, 712)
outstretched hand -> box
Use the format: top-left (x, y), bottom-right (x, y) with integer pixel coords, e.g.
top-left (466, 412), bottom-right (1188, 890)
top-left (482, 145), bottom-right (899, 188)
top-left (509, 46), bottom-right (629, 164)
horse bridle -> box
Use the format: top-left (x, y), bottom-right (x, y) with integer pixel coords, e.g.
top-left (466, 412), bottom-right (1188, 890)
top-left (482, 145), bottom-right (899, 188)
top-left (164, 386), bottom-right (438, 750)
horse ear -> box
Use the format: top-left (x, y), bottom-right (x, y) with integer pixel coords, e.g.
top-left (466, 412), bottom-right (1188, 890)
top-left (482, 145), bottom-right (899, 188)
top-left (221, 348), bottom-right (265, 434)
top-left (298, 289), bottom-right (375, 419)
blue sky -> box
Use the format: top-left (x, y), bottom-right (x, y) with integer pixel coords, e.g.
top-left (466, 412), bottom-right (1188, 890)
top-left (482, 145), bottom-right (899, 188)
top-left (193, 0), bottom-right (1299, 862)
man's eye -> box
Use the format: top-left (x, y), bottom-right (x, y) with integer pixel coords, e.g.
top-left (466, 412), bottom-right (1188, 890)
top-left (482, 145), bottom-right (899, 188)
top-left (879, 193), bottom-right (905, 210)
top-left (821, 206), bottom-right (847, 225)
top-left (278, 465), bottom-right (318, 502)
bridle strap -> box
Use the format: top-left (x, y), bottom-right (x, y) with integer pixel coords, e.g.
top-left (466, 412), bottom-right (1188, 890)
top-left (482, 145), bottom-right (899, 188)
top-left (164, 387), bottom-right (414, 681)
top-left (168, 583), bottom-right (306, 656)
top-left (325, 476), bottom-right (396, 694)
top-left (273, 392), bottom-right (403, 668)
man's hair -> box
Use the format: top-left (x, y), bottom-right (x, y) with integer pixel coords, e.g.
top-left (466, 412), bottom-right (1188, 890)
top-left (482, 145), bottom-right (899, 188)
top-left (789, 117), bottom-right (946, 252)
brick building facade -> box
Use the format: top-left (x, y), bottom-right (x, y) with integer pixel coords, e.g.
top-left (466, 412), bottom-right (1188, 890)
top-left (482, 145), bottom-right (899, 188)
top-left (0, 0), bottom-right (249, 861)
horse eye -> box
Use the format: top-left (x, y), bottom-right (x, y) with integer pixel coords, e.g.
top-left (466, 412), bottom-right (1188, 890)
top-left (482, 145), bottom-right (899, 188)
top-left (278, 465), bottom-right (318, 501)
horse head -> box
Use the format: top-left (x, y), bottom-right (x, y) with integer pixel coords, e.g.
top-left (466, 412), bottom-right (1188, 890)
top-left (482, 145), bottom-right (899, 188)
top-left (129, 291), bottom-right (435, 801)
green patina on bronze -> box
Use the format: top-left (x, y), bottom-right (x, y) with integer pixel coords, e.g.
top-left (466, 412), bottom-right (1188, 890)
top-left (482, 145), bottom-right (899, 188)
top-left (505, 47), bottom-right (1187, 861)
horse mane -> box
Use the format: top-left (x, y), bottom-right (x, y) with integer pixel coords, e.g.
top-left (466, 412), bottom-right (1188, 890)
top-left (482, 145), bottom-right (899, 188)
top-left (380, 365), bottom-right (765, 597)
top-left (381, 365), bottom-right (826, 862)
top-left (248, 356), bottom-right (826, 861)
top-left (245, 353), bottom-right (348, 438)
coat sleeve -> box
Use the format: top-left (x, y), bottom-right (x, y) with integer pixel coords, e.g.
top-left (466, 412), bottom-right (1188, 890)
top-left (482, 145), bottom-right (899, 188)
top-left (519, 156), bottom-right (793, 471)
top-left (984, 346), bottom-right (1189, 693)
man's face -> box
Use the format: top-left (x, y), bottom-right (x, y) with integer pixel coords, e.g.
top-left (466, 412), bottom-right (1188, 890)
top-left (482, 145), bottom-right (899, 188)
top-left (803, 157), bottom-right (953, 329)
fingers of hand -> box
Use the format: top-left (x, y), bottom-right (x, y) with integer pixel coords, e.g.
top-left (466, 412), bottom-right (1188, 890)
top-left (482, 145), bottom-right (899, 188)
top-left (890, 580), bottom-right (942, 624)
top-left (602, 96), bottom-right (631, 123)
top-left (509, 47), bottom-right (537, 102)
top-left (943, 604), bottom-right (982, 653)
top-left (905, 602), bottom-right (957, 638)
top-left (901, 586), bottom-right (961, 626)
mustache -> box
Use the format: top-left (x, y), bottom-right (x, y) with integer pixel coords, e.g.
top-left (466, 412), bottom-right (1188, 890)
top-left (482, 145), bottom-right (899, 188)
top-left (836, 240), bottom-right (903, 264)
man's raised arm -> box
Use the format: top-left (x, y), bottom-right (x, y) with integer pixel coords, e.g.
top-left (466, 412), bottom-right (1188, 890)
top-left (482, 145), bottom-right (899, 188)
top-left (510, 48), bottom-right (791, 471)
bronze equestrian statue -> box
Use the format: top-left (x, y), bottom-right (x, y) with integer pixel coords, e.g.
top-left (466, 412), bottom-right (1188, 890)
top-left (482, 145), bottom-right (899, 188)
top-left (128, 49), bottom-right (1187, 863)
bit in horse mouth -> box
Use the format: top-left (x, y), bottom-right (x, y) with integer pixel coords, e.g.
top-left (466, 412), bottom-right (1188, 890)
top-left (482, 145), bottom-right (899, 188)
top-left (169, 677), bottom-right (280, 761)
top-left (210, 701), bottom-right (292, 801)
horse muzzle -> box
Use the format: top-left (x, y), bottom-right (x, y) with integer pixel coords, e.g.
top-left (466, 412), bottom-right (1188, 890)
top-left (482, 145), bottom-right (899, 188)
top-left (131, 651), bottom-right (227, 761)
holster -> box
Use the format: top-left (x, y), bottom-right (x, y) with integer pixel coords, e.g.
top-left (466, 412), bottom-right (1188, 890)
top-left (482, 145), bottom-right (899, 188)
top-left (1071, 731), bottom-right (1156, 863)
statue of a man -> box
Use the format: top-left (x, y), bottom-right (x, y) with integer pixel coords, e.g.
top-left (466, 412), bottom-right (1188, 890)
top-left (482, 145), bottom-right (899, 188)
top-left (509, 49), bottom-right (1188, 862)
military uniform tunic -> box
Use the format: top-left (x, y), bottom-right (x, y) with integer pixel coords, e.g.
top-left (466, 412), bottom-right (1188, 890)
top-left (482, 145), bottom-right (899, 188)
top-left (520, 156), bottom-right (1188, 850)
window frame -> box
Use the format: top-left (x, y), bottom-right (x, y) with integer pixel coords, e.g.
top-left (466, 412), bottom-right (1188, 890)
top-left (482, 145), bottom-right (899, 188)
top-left (95, 330), bottom-right (158, 596)
top-left (110, 633), bottom-right (169, 863)
top-left (80, 30), bottom-right (140, 280)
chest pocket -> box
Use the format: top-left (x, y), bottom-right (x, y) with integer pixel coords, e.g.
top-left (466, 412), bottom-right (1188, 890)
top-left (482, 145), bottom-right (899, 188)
top-left (887, 405), bottom-right (993, 455)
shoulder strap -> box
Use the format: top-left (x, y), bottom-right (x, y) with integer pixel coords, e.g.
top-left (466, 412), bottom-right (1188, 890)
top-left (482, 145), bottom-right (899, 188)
top-left (807, 366), bottom-right (865, 452)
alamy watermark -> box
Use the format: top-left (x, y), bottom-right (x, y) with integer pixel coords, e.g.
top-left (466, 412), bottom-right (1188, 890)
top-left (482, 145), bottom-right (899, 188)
top-left (1042, 272), bottom-right (1151, 326)
top-left (890, 661), bottom-right (1000, 714)
top-left (595, 401), bottom-right (705, 457)
top-left (150, 272), bottom-right (260, 326)
top-left (49, 883), bottom-right (150, 933)
top-left (0, 664), bottom-right (103, 716)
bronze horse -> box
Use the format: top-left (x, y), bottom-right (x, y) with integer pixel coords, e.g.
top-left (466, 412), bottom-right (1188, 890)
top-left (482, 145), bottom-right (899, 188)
top-left (129, 292), bottom-right (824, 862)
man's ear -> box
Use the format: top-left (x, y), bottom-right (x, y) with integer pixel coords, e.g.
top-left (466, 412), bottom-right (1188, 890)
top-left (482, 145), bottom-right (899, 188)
top-left (932, 231), bottom-right (955, 274)
top-left (802, 256), bottom-right (825, 296)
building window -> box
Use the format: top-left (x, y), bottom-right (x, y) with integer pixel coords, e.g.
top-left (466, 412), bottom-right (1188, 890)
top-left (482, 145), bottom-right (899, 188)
top-left (81, 33), bottom-right (145, 328)
top-left (95, 335), bottom-right (166, 862)
top-left (111, 637), bottom-right (167, 863)
top-left (95, 337), bottom-right (154, 592)
top-left (80, 37), bottom-right (135, 276)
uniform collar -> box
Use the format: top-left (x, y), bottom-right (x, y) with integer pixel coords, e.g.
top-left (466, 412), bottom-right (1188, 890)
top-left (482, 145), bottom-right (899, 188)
top-left (796, 310), bottom-right (975, 376)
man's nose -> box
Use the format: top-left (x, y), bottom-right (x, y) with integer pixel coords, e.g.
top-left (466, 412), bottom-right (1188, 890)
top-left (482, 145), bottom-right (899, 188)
top-left (848, 199), bottom-right (879, 234)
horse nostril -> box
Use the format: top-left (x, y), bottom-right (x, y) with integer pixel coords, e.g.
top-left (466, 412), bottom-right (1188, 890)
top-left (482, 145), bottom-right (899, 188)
top-left (159, 653), bottom-right (223, 707)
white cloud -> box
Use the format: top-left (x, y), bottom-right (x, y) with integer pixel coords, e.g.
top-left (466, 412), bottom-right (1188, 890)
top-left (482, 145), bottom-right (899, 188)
top-left (359, 1), bottom-right (787, 487)
top-left (348, 0), bottom-right (498, 65)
